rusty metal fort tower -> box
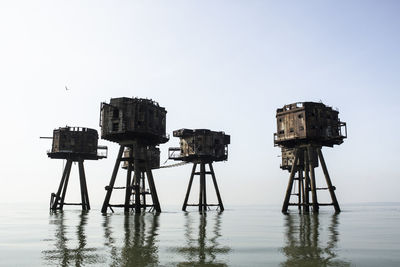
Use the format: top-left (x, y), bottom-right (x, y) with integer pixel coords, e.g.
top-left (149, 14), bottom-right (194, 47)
top-left (274, 102), bottom-right (347, 213)
top-left (47, 127), bottom-right (107, 211)
top-left (100, 97), bottom-right (168, 213)
top-left (169, 129), bottom-right (230, 212)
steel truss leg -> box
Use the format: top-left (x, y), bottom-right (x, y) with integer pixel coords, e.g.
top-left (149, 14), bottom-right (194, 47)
top-left (209, 163), bottom-right (224, 211)
top-left (145, 162), bottom-right (161, 212)
top-left (124, 147), bottom-right (133, 213)
top-left (182, 163), bottom-right (197, 211)
top-left (317, 148), bottom-right (341, 212)
top-left (51, 159), bottom-right (73, 210)
top-left (282, 149), bottom-right (300, 213)
top-left (101, 145), bottom-right (124, 213)
top-left (78, 161), bottom-right (90, 211)
top-left (304, 149), bottom-right (311, 213)
top-left (307, 146), bottom-right (319, 213)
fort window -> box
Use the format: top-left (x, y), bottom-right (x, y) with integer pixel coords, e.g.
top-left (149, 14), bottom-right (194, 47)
top-left (113, 109), bottom-right (119, 118)
top-left (112, 123), bottom-right (118, 131)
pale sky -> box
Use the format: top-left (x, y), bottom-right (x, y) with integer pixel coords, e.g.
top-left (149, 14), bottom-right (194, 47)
top-left (1, 0), bottom-right (399, 209)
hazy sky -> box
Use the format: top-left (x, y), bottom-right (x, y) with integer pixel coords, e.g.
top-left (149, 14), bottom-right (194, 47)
top-left (1, 1), bottom-right (399, 209)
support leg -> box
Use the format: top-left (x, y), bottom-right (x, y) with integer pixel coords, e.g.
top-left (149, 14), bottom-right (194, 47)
top-left (282, 149), bottom-right (300, 213)
top-left (51, 159), bottom-right (73, 210)
top-left (133, 155), bottom-right (141, 213)
top-left (182, 164), bottom-right (197, 211)
top-left (203, 163), bottom-right (207, 210)
top-left (59, 160), bottom-right (72, 210)
top-left (82, 165), bottom-right (90, 210)
top-left (298, 170), bottom-right (302, 212)
top-left (209, 163), bottom-right (224, 211)
top-left (124, 148), bottom-right (133, 213)
top-left (199, 163), bottom-right (206, 212)
top-left (101, 145), bottom-right (124, 213)
top-left (300, 170), bottom-right (306, 212)
top-left (145, 162), bottom-right (161, 212)
top-left (317, 148), bottom-right (341, 212)
top-left (141, 172), bottom-right (146, 208)
top-left (78, 161), bottom-right (90, 211)
top-left (304, 150), bottom-right (310, 213)
top-left (308, 147), bottom-right (319, 213)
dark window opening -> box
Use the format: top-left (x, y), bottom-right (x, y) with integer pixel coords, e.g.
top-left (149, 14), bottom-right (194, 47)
top-left (112, 123), bottom-right (119, 131)
top-left (113, 109), bottom-right (119, 118)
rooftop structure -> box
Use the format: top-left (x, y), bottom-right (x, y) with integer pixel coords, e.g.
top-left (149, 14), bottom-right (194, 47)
top-left (169, 129), bottom-right (230, 163)
top-left (47, 126), bottom-right (107, 160)
top-left (100, 97), bottom-right (168, 145)
top-left (274, 102), bottom-right (346, 148)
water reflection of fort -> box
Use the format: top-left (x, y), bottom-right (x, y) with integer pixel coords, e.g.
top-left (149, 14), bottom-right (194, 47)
top-left (174, 212), bottom-right (231, 266)
top-left (281, 214), bottom-right (350, 267)
top-left (42, 211), bottom-right (104, 266)
top-left (103, 213), bottom-right (160, 266)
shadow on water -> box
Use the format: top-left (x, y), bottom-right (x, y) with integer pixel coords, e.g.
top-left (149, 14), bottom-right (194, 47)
top-left (103, 212), bottom-right (160, 267)
top-left (42, 211), bottom-right (104, 266)
top-left (172, 212), bottom-right (231, 267)
top-left (281, 213), bottom-right (350, 267)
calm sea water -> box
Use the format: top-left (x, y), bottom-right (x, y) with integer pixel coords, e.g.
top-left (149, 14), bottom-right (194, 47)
top-left (1, 203), bottom-right (400, 266)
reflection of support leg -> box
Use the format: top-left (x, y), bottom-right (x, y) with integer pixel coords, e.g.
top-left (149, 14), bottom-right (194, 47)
top-left (183, 164), bottom-right (197, 211)
top-left (209, 163), bottom-right (224, 211)
top-left (308, 147), bottom-right (319, 213)
top-left (146, 163), bottom-right (161, 212)
top-left (282, 149), bottom-right (299, 213)
top-left (317, 148), bottom-right (341, 212)
top-left (51, 159), bottom-right (73, 210)
top-left (101, 146), bottom-right (124, 213)
top-left (59, 160), bottom-right (72, 210)
top-left (78, 161), bottom-right (90, 210)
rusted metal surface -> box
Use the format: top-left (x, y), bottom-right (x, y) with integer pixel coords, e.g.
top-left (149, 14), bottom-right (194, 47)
top-left (47, 126), bottom-right (107, 160)
top-left (100, 97), bottom-right (169, 145)
top-left (274, 102), bottom-right (346, 148)
top-left (122, 146), bottom-right (160, 170)
top-left (169, 129), bottom-right (230, 163)
top-left (280, 147), bottom-right (318, 171)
